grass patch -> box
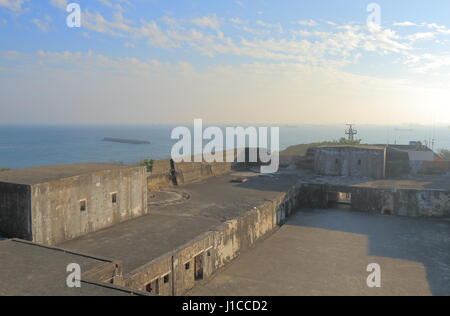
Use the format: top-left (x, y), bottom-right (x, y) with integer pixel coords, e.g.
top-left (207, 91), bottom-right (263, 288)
top-left (280, 138), bottom-right (363, 156)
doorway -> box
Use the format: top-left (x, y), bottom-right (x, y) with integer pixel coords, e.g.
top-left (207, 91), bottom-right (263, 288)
top-left (194, 254), bottom-right (204, 281)
top-left (145, 278), bottom-right (160, 295)
top-left (327, 192), bottom-right (352, 210)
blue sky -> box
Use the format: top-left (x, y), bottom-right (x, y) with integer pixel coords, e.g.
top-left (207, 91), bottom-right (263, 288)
top-left (1, 0), bottom-right (450, 125)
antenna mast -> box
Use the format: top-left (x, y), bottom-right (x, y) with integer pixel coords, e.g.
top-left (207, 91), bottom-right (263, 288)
top-left (345, 124), bottom-right (358, 141)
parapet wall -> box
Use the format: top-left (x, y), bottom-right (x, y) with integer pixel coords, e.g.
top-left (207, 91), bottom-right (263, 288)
top-left (120, 184), bottom-right (301, 295)
top-left (147, 159), bottom-right (234, 190)
top-left (297, 183), bottom-right (450, 218)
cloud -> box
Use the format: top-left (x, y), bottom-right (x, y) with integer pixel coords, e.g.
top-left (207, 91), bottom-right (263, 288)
top-left (393, 21), bottom-right (417, 27)
top-left (32, 19), bottom-right (50, 32)
top-left (0, 0), bottom-right (27, 12)
top-left (406, 32), bottom-right (435, 42)
top-left (49, 0), bottom-right (66, 10)
top-left (406, 53), bottom-right (450, 74)
top-left (32, 14), bottom-right (52, 32)
top-left (71, 10), bottom-right (416, 68)
top-left (2, 50), bottom-right (449, 125)
top-left (96, 0), bottom-right (131, 12)
top-left (82, 10), bottom-right (134, 37)
top-left (191, 15), bottom-right (220, 29)
top-left (230, 17), bottom-right (246, 25)
top-left (297, 20), bottom-right (317, 27)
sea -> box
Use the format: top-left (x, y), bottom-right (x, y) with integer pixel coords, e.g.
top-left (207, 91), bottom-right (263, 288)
top-left (0, 124), bottom-right (449, 169)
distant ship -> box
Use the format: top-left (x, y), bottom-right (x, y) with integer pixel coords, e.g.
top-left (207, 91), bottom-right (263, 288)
top-left (394, 128), bottom-right (414, 132)
top-left (102, 137), bottom-right (151, 145)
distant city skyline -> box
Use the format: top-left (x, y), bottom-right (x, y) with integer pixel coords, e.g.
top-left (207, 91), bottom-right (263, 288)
top-left (1, 0), bottom-right (450, 125)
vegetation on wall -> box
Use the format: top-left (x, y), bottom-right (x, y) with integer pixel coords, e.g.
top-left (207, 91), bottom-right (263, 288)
top-left (143, 159), bottom-right (154, 172)
top-left (0, 168), bottom-right (11, 172)
top-left (280, 138), bottom-right (363, 156)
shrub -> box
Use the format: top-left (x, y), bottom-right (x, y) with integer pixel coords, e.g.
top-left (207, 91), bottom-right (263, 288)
top-left (143, 159), bottom-right (154, 172)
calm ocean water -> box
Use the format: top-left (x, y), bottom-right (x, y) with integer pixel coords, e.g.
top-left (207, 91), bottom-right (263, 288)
top-left (0, 124), bottom-right (449, 169)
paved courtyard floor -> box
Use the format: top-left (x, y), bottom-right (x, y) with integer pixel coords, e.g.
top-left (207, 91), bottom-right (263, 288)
top-left (189, 209), bottom-right (450, 296)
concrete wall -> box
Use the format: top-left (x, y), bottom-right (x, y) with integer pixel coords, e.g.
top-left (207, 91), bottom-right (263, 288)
top-left (314, 147), bottom-right (386, 179)
top-left (147, 159), bottom-right (233, 191)
top-left (121, 232), bottom-right (216, 296)
top-left (297, 183), bottom-right (450, 218)
top-left (394, 189), bottom-right (450, 217)
top-left (31, 166), bottom-right (147, 245)
top-left (122, 253), bottom-right (174, 296)
top-left (120, 185), bottom-right (301, 296)
top-left (0, 183), bottom-right (32, 240)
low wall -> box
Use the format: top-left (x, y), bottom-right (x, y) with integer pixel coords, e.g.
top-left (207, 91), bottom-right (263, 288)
top-left (120, 185), bottom-right (302, 295)
top-left (147, 159), bottom-right (234, 191)
top-left (297, 183), bottom-right (450, 218)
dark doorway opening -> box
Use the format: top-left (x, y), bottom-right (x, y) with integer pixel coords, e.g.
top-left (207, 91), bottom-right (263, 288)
top-left (194, 254), bottom-right (204, 281)
top-left (327, 192), bottom-right (352, 210)
top-left (145, 279), bottom-right (160, 295)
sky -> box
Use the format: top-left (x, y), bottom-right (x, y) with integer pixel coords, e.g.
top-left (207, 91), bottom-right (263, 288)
top-left (0, 0), bottom-right (450, 125)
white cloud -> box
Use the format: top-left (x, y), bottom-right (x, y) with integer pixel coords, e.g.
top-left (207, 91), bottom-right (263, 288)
top-left (406, 53), bottom-right (450, 74)
top-left (0, 0), bottom-right (27, 12)
top-left (230, 17), bottom-right (246, 25)
top-left (297, 20), bottom-right (317, 27)
top-left (393, 21), bottom-right (417, 27)
top-left (191, 15), bottom-right (220, 29)
top-left (32, 14), bottom-right (52, 32)
top-left (2, 50), bottom-right (449, 125)
top-left (406, 32), bottom-right (435, 42)
top-left (49, 0), bottom-right (66, 10)
top-left (33, 19), bottom-right (49, 32)
top-left (96, 0), bottom-right (131, 13)
top-left (66, 11), bottom-right (425, 71)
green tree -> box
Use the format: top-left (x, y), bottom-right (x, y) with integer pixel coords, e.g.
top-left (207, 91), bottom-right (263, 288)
top-left (0, 168), bottom-right (11, 172)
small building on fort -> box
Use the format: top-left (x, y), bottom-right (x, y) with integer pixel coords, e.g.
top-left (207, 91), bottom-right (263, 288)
top-left (314, 145), bottom-right (388, 179)
top-left (0, 163), bottom-right (148, 245)
top-left (313, 145), bottom-right (411, 180)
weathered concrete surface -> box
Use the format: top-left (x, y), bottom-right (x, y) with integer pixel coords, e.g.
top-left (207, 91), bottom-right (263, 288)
top-left (0, 163), bottom-right (148, 246)
top-left (147, 159), bottom-right (233, 190)
top-left (189, 209), bottom-right (450, 296)
top-left (314, 146), bottom-right (387, 179)
top-left (59, 172), bottom-right (299, 270)
top-left (298, 182), bottom-right (450, 217)
top-left (0, 163), bottom-right (130, 185)
top-left (0, 239), bottom-right (147, 296)
top-left (293, 171), bottom-right (450, 217)
top-left (31, 165), bottom-right (148, 245)
top-left (58, 171), bottom-right (302, 294)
